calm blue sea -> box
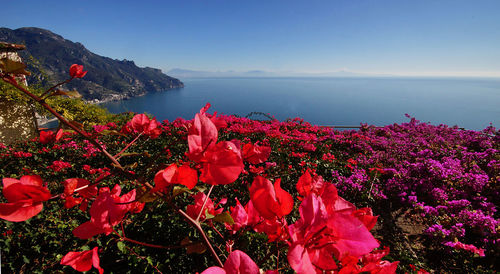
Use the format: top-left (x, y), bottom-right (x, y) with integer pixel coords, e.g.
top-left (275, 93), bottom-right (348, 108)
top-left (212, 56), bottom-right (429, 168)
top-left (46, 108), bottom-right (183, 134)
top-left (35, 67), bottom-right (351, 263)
top-left (103, 77), bottom-right (500, 131)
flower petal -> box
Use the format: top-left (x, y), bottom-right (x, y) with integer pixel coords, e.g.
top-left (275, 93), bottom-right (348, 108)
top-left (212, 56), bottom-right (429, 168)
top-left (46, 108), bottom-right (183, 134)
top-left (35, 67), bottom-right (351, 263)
top-left (0, 201), bottom-right (43, 222)
top-left (223, 250), bottom-right (260, 274)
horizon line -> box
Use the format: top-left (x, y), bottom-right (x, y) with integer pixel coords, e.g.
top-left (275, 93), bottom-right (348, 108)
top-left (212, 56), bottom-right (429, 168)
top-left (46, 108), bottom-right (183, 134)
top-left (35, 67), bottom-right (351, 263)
top-left (166, 68), bottom-right (500, 79)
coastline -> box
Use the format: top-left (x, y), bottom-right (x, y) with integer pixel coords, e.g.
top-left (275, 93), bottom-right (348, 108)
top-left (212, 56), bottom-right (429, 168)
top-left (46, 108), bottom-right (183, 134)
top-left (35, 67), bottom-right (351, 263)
top-left (37, 86), bottom-right (183, 127)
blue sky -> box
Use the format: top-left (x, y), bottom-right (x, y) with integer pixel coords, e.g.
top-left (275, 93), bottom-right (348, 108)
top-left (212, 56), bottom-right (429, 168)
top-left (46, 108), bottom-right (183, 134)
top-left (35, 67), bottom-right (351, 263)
top-left (3, 0), bottom-right (500, 77)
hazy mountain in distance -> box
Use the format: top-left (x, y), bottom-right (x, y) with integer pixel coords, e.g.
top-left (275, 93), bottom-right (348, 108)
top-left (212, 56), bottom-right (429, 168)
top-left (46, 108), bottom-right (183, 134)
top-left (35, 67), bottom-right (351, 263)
top-left (168, 68), bottom-right (380, 78)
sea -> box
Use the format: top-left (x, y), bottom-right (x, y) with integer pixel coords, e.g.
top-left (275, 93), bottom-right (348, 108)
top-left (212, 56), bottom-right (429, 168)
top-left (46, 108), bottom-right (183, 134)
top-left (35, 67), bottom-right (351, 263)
top-left (103, 77), bottom-right (500, 131)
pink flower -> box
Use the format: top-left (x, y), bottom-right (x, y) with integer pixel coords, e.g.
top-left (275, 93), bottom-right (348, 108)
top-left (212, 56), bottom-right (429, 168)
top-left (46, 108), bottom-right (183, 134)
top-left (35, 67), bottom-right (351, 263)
top-left (47, 160), bottom-right (72, 172)
top-left (287, 194), bottom-right (379, 273)
top-left (201, 250), bottom-right (260, 274)
top-left (444, 241), bottom-right (485, 256)
top-left (93, 125), bottom-right (109, 133)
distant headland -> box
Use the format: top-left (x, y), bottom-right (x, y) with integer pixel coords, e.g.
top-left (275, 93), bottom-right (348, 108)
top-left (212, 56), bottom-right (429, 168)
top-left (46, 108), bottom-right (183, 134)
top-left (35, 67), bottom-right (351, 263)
top-left (0, 27), bottom-right (184, 102)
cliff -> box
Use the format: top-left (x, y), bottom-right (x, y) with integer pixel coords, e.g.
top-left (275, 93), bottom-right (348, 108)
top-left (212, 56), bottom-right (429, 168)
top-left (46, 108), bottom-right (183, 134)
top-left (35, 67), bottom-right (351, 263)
top-left (0, 27), bottom-right (184, 101)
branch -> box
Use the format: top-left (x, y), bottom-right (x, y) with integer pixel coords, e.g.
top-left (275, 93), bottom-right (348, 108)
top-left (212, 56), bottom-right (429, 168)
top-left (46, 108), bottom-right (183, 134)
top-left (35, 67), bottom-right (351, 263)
top-left (177, 209), bottom-right (224, 267)
top-left (1, 76), bottom-right (122, 168)
top-left (40, 78), bottom-right (71, 99)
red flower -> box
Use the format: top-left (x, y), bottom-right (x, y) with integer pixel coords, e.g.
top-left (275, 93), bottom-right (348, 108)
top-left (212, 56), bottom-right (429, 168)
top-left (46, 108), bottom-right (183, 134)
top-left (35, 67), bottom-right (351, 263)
top-left (249, 176), bottom-right (293, 220)
top-left (254, 217), bottom-right (289, 242)
top-left (187, 104), bottom-right (244, 185)
top-left (60, 247), bottom-right (103, 274)
top-left (242, 142), bottom-right (271, 164)
top-left (186, 192), bottom-right (223, 221)
top-left (296, 169), bottom-right (328, 199)
top-left (153, 163), bottom-right (198, 191)
top-left (72, 185), bottom-right (144, 239)
top-left (39, 129), bottom-right (63, 144)
top-left (128, 114), bottom-right (162, 138)
top-left (352, 207), bottom-right (378, 231)
top-left (62, 178), bottom-right (98, 210)
top-left (47, 160), bottom-right (72, 172)
top-left (130, 114), bottom-right (150, 132)
top-left (358, 246), bottom-right (399, 273)
top-left (0, 175), bottom-right (51, 222)
top-left (199, 141), bottom-right (244, 185)
top-left (208, 111), bottom-right (228, 130)
top-left (226, 198), bottom-right (248, 232)
top-left (69, 64), bottom-right (87, 78)
top-left (249, 165), bottom-right (264, 174)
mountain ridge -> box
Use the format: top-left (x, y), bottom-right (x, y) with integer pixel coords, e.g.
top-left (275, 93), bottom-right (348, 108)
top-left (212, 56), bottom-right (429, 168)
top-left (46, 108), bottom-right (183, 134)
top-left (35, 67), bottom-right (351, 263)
top-left (0, 27), bottom-right (183, 101)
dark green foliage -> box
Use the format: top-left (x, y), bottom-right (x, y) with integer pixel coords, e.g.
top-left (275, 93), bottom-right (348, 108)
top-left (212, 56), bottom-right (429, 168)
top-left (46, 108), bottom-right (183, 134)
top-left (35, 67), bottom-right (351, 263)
top-left (0, 115), bottom-right (497, 273)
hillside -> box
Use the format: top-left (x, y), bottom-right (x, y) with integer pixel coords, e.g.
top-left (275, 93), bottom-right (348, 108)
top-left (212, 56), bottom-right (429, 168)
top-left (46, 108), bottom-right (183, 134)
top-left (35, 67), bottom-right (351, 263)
top-left (0, 27), bottom-right (183, 101)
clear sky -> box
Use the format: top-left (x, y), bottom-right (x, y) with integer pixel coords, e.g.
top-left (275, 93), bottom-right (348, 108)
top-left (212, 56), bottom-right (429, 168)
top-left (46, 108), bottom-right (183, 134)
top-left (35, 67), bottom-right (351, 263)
top-left (2, 0), bottom-right (500, 77)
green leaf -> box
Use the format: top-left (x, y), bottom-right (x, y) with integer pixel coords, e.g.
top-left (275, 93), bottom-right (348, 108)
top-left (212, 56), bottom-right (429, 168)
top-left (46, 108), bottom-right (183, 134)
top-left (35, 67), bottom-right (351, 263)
top-left (213, 211), bottom-right (234, 225)
top-left (180, 237), bottom-right (206, 254)
top-left (137, 187), bottom-right (158, 203)
top-left (193, 185), bottom-right (207, 193)
top-left (204, 209), bottom-right (215, 220)
top-left (172, 185), bottom-right (191, 197)
top-left (124, 162), bottom-right (138, 169)
top-left (0, 58), bottom-right (30, 75)
top-left (117, 241), bottom-right (126, 253)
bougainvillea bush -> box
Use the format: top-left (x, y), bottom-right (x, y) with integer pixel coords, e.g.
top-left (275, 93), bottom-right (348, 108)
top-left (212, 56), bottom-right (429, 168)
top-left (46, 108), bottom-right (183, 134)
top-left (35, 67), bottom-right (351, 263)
top-left (0, 64), bottom-right (498, 273)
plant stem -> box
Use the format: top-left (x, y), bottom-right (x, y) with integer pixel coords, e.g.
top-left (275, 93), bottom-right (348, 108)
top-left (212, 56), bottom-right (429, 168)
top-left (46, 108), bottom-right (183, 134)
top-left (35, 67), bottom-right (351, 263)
top-left (115, 132), bottom-right (143, 159)
top-left (177, 209), bottom-right (223, 267)
top-left (40, 78), bottom-right (71, 99)
top-left (123, 244), bottom-right (163, 274)
top-left (196, 185), bottom-right (215, 222)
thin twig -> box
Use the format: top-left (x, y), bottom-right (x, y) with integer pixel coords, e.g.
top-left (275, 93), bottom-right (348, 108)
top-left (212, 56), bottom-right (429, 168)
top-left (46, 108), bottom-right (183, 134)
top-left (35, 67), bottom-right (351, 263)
top-left (49, 172), bottom-right (113, 200)
top-left (115, 132), bottom-right (143, 159)
top-left (123, 244), bottom-right (163, 274)
top-left (177, 209), bottom-right (223, 267)
top-left (196, 185), bottom-right (215, 222)
top-left (40, 78), bottom-right (71, 99)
